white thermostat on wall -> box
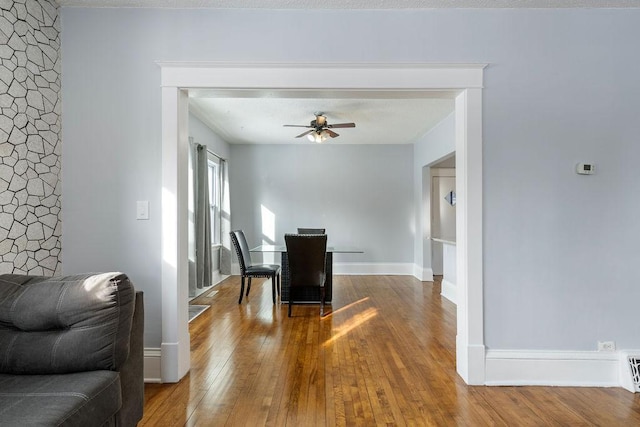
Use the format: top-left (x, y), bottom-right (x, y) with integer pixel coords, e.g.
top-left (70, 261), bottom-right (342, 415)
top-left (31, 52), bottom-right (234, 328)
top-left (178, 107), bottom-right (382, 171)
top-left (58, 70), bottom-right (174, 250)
top-left (576, 163), bottom-right (595, 175)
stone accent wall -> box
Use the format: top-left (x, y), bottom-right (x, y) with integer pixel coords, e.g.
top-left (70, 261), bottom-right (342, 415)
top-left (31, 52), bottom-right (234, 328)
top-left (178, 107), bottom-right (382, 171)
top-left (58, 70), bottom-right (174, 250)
top-left (0, 0), bottom-right (60, 275)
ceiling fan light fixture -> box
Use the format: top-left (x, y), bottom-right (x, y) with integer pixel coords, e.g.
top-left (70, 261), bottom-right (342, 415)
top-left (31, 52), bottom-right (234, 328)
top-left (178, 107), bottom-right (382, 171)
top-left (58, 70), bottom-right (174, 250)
top-left (286, 113), bottom-right (354, 142)
top-left (307, 130), bottom-right (328, 143)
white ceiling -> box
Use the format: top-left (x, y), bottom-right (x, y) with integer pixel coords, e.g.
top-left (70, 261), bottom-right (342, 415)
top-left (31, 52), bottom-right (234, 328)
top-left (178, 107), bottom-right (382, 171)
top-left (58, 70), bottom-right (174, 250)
top-left (189, 89), bottom-right (455, 145)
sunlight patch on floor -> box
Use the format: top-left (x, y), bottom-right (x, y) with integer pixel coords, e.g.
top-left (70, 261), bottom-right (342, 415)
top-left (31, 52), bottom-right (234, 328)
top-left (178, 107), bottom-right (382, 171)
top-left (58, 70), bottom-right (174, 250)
top-left (323, 307), bottom-right (378, 346)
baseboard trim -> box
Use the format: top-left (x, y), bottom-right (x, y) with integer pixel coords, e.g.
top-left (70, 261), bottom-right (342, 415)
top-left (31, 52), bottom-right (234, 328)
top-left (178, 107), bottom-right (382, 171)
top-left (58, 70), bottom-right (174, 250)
top-left (485, 349), bottom-right (620, 387)
top-left (456, 338), bottom-right (486, 385)
top-left (413, 264), bottom-right (434, 281)
top-left (441, 279), bottom-right (457, 304)
top-left (334, 262), bottom-right (414, 275)
top-left (144, 348), bottom-right (162, 383)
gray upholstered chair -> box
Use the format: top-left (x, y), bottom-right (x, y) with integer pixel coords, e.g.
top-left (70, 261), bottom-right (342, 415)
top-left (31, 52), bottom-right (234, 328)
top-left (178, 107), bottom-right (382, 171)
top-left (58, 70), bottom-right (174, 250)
top-left (297, 227), bottom-right (325, 234)
top-left (284, 233), bottom-right (328, 317)
top-left (230, 230), bottom-right (281, 304)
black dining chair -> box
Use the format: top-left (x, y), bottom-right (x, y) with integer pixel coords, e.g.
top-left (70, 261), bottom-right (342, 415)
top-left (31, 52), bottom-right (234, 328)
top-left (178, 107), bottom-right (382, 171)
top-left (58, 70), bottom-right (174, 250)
top-left (297, 228), bottom-right (326, 234)
top-left (284, 233), bottom-right (328, 317)
top-left (230, 230), bottom-right (281, 304)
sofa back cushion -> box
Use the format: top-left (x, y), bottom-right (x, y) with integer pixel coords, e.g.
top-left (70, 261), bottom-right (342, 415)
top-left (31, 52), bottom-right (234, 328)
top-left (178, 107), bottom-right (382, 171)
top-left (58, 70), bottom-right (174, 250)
top-left (0, 272), bottom-right (135, 374)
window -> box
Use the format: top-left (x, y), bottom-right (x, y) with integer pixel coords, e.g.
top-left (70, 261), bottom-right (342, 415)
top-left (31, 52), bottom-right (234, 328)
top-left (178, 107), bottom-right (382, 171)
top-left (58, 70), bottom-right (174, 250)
top-left (207, 155), bottom-right (221, 245)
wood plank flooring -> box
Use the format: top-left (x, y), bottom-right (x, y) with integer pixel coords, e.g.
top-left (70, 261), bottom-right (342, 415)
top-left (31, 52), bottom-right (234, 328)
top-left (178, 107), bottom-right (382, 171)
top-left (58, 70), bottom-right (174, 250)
top-left (142, 275), bottom-right (640, 426)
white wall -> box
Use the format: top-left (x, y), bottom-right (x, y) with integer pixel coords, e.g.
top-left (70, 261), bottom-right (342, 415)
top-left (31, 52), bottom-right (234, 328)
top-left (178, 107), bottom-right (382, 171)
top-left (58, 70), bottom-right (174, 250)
top-left (60, 8), bottom-right (640, 353)
top-left (413, 112), bottom-right (456, 276)
top-left (229, 143), bottom-right (414, 265)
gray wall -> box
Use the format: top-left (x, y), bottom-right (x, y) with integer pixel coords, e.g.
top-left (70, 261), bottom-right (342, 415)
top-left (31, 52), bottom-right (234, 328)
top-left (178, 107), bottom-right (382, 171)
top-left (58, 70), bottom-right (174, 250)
top-left (60, 7), bottom-right (640, 352)
top-left (0, 0), bottom-right (61, 275)
top-left (189, 112), bottom-right (230, 161)
top-left (229, 143), bottom-right (414, 264)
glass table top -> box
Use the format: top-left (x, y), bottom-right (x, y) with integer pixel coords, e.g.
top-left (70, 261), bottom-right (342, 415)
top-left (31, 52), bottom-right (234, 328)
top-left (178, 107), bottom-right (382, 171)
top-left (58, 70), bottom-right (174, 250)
top-left (251, 245), bottom-right (363, 253)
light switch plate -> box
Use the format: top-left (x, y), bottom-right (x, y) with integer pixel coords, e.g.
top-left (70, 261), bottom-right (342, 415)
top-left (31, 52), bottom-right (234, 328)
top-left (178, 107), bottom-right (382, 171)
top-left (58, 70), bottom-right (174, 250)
top-left (136, 201), bottom-right (149, 220)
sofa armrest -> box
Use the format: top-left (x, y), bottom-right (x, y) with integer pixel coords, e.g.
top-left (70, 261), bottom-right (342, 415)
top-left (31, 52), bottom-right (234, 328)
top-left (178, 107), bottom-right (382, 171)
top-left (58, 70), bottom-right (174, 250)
top-left (0, 273), bottom-right (135, 374)
top-left (116, 291), bottom-right (144, 427)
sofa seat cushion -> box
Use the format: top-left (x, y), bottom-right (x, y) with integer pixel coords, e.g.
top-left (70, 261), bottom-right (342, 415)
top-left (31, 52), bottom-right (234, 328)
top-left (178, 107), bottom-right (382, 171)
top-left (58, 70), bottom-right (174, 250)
top-left (0, 370), bottom-right (122, 427)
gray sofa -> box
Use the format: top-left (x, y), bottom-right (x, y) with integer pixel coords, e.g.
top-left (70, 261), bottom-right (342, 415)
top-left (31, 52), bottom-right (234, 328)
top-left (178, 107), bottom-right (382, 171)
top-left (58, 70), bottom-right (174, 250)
top-left (0, 272), bottom-right (144, 426)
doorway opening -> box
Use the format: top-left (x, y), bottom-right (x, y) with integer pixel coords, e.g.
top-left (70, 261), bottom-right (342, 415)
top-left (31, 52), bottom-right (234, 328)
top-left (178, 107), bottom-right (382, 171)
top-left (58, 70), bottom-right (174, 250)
top-left (159, 63), bottom-right (485, 384)
top-left (428, 155), bottom-right (457, 304)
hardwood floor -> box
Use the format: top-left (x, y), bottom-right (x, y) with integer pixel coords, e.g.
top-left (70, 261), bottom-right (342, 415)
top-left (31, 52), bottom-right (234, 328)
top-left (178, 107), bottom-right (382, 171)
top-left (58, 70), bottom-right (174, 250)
top-left (142, 275), bottom-right (640, 426)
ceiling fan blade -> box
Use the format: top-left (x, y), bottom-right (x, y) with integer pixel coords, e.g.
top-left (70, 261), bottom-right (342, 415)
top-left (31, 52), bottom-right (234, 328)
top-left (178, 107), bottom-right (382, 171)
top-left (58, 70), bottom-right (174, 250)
top-left (295, 129), bottom-right (315, 138)
top-left (325, 129), bottom-right (339, 138)
top-left (284, 124), bottom-right (313, 128)
top-left (327, 123), bottom-right (356, 129)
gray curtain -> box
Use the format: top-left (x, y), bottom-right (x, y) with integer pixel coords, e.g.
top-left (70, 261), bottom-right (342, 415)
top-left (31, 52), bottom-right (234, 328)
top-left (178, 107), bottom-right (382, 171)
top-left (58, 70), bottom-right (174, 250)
top-left (220, 158), bottom-right (232, 275)
top-left (191, 142), bottom-right (212, 293)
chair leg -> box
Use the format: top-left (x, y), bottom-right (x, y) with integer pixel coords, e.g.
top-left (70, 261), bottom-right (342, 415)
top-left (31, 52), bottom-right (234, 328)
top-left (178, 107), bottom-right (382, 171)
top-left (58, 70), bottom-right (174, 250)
top-left (246, 277), bottom-right (252, 296)
top-left (320, 287), bottom-right (325, 317)
top-left (271, 274), bottom-right (276, 304)
top-left (238, 276), bottom-right (245, 304)
top-left (288, 297), bottom-right (292, 317)
top-left (276, 272), bottom-right (281, 296)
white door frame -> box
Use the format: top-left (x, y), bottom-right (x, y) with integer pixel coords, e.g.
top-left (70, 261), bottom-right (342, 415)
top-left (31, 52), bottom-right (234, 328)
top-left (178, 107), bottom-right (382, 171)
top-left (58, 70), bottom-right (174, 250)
top-left (159, 62), bottom-right (486, 384)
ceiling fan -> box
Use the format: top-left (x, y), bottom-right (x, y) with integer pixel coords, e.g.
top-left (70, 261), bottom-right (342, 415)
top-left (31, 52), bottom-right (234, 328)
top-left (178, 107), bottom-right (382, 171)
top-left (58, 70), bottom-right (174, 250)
top-left (283, 112), bottom-right (356, 143)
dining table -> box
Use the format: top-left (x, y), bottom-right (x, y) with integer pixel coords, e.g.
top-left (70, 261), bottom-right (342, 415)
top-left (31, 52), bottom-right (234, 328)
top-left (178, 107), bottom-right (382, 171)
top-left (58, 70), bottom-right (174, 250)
top-left (250, 244), bottom-right (363, 303)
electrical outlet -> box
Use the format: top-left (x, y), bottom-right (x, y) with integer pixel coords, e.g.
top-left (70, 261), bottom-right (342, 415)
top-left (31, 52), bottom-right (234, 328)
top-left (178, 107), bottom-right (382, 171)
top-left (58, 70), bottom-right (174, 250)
top-left (597, 341), bottom-right (616, 352)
